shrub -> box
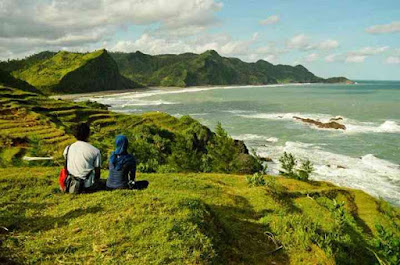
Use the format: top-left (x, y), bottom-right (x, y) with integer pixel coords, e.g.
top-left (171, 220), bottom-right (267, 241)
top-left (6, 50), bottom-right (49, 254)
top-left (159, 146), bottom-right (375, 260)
top-left (371, 225), bottom-right (400, 265)
top-left (298, 159), bottom-right (314, 181)
top-left (206, 123), bottom-right (262, 174)
top-left (279, 152), bottom-right (314, 181)
top-left (279, 152), bottom-right (296, 176)
top-left (246, 172), bottom-right (266, 187)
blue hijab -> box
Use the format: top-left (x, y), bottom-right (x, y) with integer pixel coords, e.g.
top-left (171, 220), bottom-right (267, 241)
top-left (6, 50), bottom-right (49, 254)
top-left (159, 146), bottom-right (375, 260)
top-left (109, 135), bottom-right (135, 170)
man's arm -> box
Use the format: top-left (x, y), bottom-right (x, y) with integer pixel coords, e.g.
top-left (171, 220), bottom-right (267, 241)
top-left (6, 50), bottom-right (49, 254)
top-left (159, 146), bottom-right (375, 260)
top-left (94, 167), bottom-right (101, 180)
top-left (94, 151), bottom-right (101, 180)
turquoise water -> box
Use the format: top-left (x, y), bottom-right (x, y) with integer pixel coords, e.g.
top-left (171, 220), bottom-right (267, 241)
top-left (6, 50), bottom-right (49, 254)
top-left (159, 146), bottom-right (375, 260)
top-left (83, 81), bottom-right (400, 204)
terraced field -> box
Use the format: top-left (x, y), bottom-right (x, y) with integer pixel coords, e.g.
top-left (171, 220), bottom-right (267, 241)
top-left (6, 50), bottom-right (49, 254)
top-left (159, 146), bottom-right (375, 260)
top-left (0, 86), bottom-right (215, 169)
top-left (0, 86), bottom-right (120, 166)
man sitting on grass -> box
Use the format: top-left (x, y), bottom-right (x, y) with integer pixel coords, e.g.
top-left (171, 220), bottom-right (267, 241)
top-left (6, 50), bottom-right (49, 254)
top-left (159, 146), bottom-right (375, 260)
top-left (63, 123), bottom-right (103, 193)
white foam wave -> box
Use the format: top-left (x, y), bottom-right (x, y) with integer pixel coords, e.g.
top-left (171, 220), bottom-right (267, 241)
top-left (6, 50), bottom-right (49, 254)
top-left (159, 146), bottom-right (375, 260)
top-left (80, 83), bottom-right (312, 105)
top-left (119, 100), bottom-right (177, 107)
top-left (234, 134), bottom-right (279, 143)
top-left (257, 141), bottom-right (400, 205)
top-left (267, 137), bottom-right (279, 143)
top-left (346, 120), bottom-right (400, 133)
top-left (240, 112), bottom-right (334, 122)
top-left (224, 110), bottom-right (257, 114)
top-left (189, 113), bottom-right (209, 116)
top-left (240, 112), bottom-right (400, 134)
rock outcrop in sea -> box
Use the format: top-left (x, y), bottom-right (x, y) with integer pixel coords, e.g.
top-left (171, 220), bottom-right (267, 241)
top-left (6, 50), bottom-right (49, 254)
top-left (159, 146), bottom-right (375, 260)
top-left (293, 116), bottom-right (346, 130)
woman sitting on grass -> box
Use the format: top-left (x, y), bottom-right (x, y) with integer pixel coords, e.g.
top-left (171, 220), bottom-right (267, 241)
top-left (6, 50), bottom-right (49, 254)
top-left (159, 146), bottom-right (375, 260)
top-left (106, 135), bottom-right (136, 190)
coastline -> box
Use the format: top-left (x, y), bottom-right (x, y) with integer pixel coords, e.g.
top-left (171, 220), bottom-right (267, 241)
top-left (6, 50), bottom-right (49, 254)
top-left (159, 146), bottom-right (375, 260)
top-left (50, 82), bottom-right (352, 101)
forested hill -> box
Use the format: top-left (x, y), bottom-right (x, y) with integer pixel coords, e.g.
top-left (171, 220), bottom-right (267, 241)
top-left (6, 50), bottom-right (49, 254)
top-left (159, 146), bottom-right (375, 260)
top-left (0, 49), bottom-right (353, 94)
top-left (0, 49), bottom-right (141, 94)
top-left (110, 50), bottom-right (353, 87)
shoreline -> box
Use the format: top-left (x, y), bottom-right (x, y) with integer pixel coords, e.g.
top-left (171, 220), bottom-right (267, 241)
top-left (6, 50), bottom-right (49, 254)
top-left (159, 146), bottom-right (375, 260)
top-left (50, 82), bottom-right (349, 101)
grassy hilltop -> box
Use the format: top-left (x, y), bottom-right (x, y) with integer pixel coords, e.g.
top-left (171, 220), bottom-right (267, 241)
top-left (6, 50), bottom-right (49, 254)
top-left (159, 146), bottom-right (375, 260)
top-left (1, 49), bottom-right (353, 95)
top-left (1, 167), bottom-right (399, 264)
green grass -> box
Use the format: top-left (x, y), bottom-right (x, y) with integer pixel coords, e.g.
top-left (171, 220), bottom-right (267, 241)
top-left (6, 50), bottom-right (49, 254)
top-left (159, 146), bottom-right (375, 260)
top-left (1, 85), bottom-right (398, 264)
top-left (1, 167), bottom-right (399, 264)
top-left (12, 50), bottom-right (106, 87)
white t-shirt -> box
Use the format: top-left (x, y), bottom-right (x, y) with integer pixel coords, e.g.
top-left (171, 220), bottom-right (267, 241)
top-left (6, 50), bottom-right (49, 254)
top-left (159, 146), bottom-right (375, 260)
top-left (63, 141), bottom-right (101, 188)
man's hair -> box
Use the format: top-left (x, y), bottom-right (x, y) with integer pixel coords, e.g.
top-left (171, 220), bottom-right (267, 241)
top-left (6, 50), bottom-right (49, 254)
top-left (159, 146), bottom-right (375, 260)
top-left (75, 123), bottom-right (90, 141)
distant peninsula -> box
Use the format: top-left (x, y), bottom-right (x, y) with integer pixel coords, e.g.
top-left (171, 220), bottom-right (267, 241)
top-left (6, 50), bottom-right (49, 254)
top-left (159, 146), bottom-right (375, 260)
top-left (0, 49), bottom-right (354, 95)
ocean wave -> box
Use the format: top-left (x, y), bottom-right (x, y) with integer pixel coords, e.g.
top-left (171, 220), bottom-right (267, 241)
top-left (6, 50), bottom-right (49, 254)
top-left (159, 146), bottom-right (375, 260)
top-left (224, 110), bottom-right (257, 114)
top-left (346, 120), bottom-right (400, 133)
top-left (81, 83), bottom-right (312, 103)
top-left (233, 134), bottom-right (279, 143)
top-left (80, 95), bottom-right (177, 107)
top-left (239, 112), bottom-right (400, 134)
top-left (119, 100), bottom-right (177, 106)
top-left (188, 113), bottom-right (209, 116)
top-left (257, 141), bottom-right (400, 205)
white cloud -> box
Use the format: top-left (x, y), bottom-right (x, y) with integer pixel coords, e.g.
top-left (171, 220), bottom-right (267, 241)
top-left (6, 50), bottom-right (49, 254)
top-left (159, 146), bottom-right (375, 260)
top-left (0, 0), bottom-right (223, 59)
top-left (325, 46), bottom-right (390, 64)
top-left (317, 40), bottom-right (339, 50)
top-left (366, 21), bottom-right (400, 34)
top-left (286, 34), bottom-right (339, 51)
top-left (305, 53), bottom-right (319, 62)
top-left (385, 56), bottom-right (400, 64)
top-left (345, 55), bottom-right (366, 63)
top-left (264, 54), bottom-right (278, 63)
top-left (325, 54), bottom-right (339, 62)
top-left (111, 32), bottom-right (258, 58)
top-left (357, 46), bottom-right (389, 55)
top-left (259, 15), bottom-right (280, 25)
top-left (286, 34), bottom-right (310, 50)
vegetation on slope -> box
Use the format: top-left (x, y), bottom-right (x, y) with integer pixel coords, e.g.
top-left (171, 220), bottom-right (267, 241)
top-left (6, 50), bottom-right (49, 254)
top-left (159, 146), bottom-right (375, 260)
top-left (0, 51), bottom-right (56, 73)
top-left (110, 50), bottom-right (353, 87)
top-left (8, 50), bottom-right (141, 94)
top-left (0, 85), bottom-right (261, 174)
top-left (0, 167), bottom-right (399, 264)
top-left (0, 49), bottom-right (353, 95)
top-left (0, 69), bottom-right (42, 94)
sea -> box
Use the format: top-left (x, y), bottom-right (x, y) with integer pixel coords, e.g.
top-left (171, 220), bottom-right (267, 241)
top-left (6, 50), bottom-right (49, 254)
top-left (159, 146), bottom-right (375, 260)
top-left (80, 81), bottom-right (400, 205)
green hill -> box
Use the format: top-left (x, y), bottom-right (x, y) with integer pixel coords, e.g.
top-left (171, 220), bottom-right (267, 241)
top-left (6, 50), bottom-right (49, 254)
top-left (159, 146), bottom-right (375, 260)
top-left (0, 167), bottom-right (399, 264)
top-left (0, 49), bottom-right (353, 95)
top-left (9, 49), bottom-right (141, 94)
top-left (110, 50), bottom-right (353, 87)
top-left (0, 85), bottom-right (260, 174)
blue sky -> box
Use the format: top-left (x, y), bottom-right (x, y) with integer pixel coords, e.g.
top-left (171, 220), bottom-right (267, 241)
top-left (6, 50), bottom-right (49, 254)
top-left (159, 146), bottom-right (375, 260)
top-left (213, 0), bottom-right (400, 79)
top-left (1, 0), bottom-right (399, 79)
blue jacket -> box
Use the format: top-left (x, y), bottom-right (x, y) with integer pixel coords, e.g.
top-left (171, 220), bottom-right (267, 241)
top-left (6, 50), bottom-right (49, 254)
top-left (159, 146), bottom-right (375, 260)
top-left (106, 135), bottom-right (136, 189)
top-left (106, 154), bottom-right (136, 189)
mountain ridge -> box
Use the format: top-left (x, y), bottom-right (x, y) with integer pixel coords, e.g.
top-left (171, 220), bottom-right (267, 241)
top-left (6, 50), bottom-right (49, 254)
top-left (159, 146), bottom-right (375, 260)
top-left (110, 49), bottom-right (354, 87)
top-left (0, 49), bottom-right (353, 94)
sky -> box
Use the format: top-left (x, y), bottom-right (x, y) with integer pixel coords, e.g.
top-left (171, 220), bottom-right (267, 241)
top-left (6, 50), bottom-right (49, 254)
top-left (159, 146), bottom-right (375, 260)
top-left (0, 0), bottom-right (399, 80)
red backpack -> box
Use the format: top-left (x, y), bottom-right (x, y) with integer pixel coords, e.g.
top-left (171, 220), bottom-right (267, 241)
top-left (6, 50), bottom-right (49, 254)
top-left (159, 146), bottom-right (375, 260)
top-left (59, 145), bottom-right (71, 192)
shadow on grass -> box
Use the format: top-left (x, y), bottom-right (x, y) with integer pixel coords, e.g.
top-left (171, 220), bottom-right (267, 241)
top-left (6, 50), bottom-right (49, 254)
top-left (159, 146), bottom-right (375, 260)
top-left (208, 194), bottom-right (289, 264)
top-left (133, 180), bottom-right (149, 190)
top-left (0, 202), bottom-right (103, 232)
top-left (104, 180), bottom-right (150, 192)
